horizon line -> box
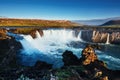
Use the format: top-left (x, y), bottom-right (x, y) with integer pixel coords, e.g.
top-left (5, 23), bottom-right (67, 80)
top-left (0, 16), bottom-right (120, 21)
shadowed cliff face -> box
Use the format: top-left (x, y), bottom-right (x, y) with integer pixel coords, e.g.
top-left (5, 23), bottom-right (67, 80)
top-left (92, 31), bottom-right (120, 44)
top-left (81, 30), bottom-right (120, 44)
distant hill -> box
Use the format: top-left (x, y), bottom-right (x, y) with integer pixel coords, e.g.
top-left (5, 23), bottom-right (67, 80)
top-left (0, 18), bottom-right (79, 27)
top-left (72, 19), bottom-right (108, 26)
top-left (72, 17), bottom-right (120, 26)
top-left (102, 20), bottom-right (120, 26)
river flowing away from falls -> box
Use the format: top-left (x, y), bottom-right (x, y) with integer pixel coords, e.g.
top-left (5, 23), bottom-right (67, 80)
top-left (8, 29), bottom-right (120, 70)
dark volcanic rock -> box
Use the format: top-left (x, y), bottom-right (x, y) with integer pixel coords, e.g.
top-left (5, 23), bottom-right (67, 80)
top-left (34, 60), bottom-right (52, 70)
top-left (0, 37), bottom-right (22, 67)
top-left (82, 30), bottom-right (93, 42)
top-left (80, 45), bottom-right (120, 80)
top-left (22, 61), bottom-right (52, 79)
top-left (60, 45), bottom-right (120, 80)
top-left (62, 50), bottom-right (80, 66)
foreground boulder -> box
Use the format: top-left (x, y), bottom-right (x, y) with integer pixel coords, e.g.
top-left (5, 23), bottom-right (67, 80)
top-left (62, 50), bottom-right (80, 66)
top-left (80, 45), bottom-right (98, 65)
top-left (61, 45), bottom-right (120, 80)
top-left (34, 60), bottom-right (52, 70)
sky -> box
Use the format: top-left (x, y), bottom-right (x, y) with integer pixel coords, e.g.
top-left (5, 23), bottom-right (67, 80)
top-left (0, 0), bottom-right (120, 20)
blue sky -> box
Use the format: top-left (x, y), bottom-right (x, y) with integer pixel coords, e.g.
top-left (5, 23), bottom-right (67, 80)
top-left (0, 0), bottom-right (120, 20)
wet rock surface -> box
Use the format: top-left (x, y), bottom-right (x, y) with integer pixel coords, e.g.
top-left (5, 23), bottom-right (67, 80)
top-left (92, 30), bottom-right (120, 44)
top-left (80, 30), bottom-right (120, 44)
top-left (30, 29), bottom-right (43, 38)
top-left (62, 50), bottom-right (80, 66)
top-left (0, 37), bottom-right (22, 67)
top-left (0, 37), bottom-right (120, 80)
top-left (80, 45), bottom-right (98, 65)
top-left (61, 45), bottom-right (120, 80)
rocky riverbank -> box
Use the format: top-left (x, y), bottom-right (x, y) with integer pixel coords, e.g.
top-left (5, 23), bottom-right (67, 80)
top-left (0, 28), bottom-right (120, 80)
top-left (0, 42), bottom-right (120, 80)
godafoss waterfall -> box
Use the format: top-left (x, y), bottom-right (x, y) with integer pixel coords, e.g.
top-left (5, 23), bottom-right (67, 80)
top-left (8, 29), bottom-right (120, 70)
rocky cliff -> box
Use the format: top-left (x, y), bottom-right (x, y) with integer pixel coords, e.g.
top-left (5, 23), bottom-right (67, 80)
top-left (92, 30), bottom-right (120, 44)
top-left (81, 30), bottom-right (120, 44)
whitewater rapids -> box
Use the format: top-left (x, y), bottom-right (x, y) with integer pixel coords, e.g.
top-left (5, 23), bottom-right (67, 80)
top-left (18, 29), bottom-right (83, 68)
top-left (7, 29), bottom-right (120, 70)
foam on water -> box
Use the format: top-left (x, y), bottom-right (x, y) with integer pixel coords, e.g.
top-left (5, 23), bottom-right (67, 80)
top-left (98, 54), bottom-right (120, 70)
top-left (18, 29), bottom-right (83, 68)
top-left (8, 29), bottom-right (120, 70)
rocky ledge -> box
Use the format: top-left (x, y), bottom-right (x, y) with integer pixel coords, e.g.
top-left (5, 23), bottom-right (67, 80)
top-left (81, 30), bottom-right (120, 44)
top-left (61, 45), bottom-right (120, 80)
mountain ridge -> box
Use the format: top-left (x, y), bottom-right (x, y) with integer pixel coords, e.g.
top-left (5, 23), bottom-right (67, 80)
top-left (102, 20), bottom-right (120, 26)
top-left (72, 17), bottom-right (120, 26)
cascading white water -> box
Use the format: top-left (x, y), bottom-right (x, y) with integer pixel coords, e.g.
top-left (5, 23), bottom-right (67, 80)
top-left (96, 50), bottom-right (120, 70)
top-left (77, 30), bottom-right (83, 41)
top-left (36, 30), bottom-right (41, 39)
top-left (92, 30), bottom-right (96, 37)
top-left (8, 29), bottom-right (120, 70)
top-left (106, 33), bottom-right (110, 44)
top-left (18, 29), bottom-right (82, 68)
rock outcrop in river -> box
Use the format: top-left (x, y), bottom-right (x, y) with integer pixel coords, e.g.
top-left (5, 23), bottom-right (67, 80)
top-left (62, 45), bottom-right (120, 80)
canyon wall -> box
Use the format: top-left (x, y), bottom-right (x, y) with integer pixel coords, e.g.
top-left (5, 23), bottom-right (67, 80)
top-left (81, 30), bottom-right (120, 44)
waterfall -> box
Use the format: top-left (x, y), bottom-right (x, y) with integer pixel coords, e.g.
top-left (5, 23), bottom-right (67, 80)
top-left (106, 33), bottom-right (110, 44)
top-left (92, 30), bottom-right (96, 37)
top-left (36, 30), bottom-right (41, 39)
top-left (77, 31), bottom-right (83, 41)
top-left (7, 29), bottom-right (120, 70)
top-left (15, 29), bottom-right (82, 68)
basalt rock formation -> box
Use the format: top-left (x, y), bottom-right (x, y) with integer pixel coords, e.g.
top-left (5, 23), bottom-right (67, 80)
top-left (34, 60), bottom-right (52, 70)
top-left (62, 50), bottom-right (80, 66)
top-left (62, 45), bottom-right (120, 80)
top-left (0, 37), bottom-right (22, 68)
top-left (81, 30), bottom-right (120, 44)
top-left (92, 30), bottom-right (120, 44)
